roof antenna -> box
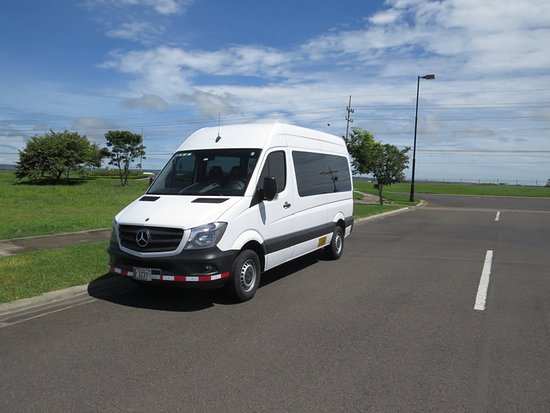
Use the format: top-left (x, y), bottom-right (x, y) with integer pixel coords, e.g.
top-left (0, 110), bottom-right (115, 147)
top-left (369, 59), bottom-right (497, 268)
top-left (215, 113), bottom-right (221, 143)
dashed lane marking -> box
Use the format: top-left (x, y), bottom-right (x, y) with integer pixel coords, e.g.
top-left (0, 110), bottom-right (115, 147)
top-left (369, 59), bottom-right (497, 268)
top-left (474, 250), bottom-right (494, 311)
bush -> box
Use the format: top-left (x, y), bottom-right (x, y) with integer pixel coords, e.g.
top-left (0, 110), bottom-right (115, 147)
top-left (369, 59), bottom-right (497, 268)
top-left (16, 130), bottom-right (103, 184)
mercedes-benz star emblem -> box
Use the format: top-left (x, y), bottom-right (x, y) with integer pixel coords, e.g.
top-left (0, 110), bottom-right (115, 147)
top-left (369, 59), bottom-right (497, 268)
top-left (136, 229), bottom-right (151, 248)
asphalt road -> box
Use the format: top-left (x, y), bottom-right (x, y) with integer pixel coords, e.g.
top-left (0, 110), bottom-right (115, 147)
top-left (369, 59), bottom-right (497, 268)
top-left (1, 195), bottom-right (549, 412)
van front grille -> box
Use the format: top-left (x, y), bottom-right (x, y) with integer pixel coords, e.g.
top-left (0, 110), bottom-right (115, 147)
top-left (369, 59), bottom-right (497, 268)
top-left (119, 225), bottom-right (184, 253)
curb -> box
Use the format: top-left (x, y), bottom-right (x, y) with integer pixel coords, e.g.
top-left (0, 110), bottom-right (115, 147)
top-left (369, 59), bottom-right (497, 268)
top-left (0, 284), bottom-right (89, 317)
top-left (0, 276), bottom-right (132, 326)
top-left (354, 200), bottom-right (424, 224)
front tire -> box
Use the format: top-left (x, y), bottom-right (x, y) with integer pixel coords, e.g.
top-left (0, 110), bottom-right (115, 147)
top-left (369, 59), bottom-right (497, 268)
top-left (226, 249), bottom-right (261, 302)
top-left (325, 225), bottom-right (344, 260)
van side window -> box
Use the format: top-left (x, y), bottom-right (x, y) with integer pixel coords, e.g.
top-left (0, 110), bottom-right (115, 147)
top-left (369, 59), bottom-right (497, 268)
top-left (258, 151), bottom-right (286, 193)
top-left (292, 151), bottom-right (351, 197)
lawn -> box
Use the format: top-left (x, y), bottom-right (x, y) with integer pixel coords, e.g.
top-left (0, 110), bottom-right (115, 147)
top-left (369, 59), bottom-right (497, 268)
top-left (354, 180), bottom-right (550, 198)
top-left (5, 170), bottom-right (547, 241)
top-left (0, 241), bottom-right (108, 303)
top-left (2, 170), bottom-right (418, 240)
top-left (0, 171), bottom-right (149, 240)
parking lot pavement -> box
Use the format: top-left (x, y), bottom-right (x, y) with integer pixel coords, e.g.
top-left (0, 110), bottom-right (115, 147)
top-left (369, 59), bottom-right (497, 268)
top-left (1, 194), bottom-right (549, 412)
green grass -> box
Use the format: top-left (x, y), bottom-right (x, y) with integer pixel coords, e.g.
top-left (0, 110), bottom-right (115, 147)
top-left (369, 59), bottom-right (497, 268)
top-left (353, 203), bottom-right (407, 219)
top-left (353, 185), bottom-right (414, 219)
top-left (352, 180), bottom-right (550, 219)
top-left (354, 180), bottom-right (550, 198)
top-left (0, 171), bottom-right (149, 240)
top-left (6, 169), bottom-right (545, 241)
top-left (0, 242), bottom-right (109, 303)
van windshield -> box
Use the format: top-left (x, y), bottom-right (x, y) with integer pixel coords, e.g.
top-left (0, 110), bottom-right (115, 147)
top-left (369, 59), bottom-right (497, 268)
top-left (148, 149), bottom-right (262, 196)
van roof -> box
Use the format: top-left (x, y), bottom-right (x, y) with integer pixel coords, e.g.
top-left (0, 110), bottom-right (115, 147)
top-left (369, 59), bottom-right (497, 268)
top-left (177, 122), bottom-right (346, 152)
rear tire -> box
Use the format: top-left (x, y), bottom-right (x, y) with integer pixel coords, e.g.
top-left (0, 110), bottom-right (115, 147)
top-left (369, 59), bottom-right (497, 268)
top-left (325, 225), bottom-right (344, 260)
top-left (226, 249), bottom-right (261, 302)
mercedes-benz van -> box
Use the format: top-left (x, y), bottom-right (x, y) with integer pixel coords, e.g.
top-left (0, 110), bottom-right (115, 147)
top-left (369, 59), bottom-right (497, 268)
top-left (108, 122), bottom-right (354, 301)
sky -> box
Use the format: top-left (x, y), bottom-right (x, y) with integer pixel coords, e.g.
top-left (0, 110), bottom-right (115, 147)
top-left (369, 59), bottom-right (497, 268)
top-left (1, 0), bottom-right (549, 184)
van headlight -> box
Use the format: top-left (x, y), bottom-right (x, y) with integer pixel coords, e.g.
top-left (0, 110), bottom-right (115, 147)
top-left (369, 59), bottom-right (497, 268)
top-left (184, 222), bottom-right (227, 250)
top-left (110, 220), bottom-right (119, 244)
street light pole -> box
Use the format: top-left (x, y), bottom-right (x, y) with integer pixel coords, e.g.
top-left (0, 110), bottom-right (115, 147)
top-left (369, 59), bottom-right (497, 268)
top-left (409, 74), bottom-right (435, 202)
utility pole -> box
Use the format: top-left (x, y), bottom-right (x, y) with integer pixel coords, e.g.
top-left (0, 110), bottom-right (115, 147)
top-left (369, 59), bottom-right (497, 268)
top-left (140, 128), bottom-right (144, 171)
top-left (345, 95), bottom-right (354, 143)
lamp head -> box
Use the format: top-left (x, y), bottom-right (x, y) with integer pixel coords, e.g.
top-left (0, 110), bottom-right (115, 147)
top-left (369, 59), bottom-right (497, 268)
top-left (421, 74), bottom-right (435, 80)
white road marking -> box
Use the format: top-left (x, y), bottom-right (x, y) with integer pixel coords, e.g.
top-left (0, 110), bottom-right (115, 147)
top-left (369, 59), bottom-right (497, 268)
top-left (495, 211), bottom-right (500, 222)
top-left (474, 250), bottom-right (494, 311)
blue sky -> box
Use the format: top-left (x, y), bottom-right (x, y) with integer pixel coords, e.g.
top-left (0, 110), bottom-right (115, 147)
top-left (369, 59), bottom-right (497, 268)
top-left (1, 0), bottom-right (549, 183)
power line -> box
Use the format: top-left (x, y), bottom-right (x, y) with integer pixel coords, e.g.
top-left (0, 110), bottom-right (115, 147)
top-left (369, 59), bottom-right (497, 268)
top-left (7, 106), bottom-right (549, 129)
top-left (418, 149), bottom-right (550, 153)
top-left (353, 114), bottom-right (550, 121)
top-left (353, 102), bottom-right (550, 110)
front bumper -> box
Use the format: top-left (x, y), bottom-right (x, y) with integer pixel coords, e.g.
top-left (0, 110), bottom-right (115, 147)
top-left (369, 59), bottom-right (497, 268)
top-left (108, 242), bottom-right (237, 288)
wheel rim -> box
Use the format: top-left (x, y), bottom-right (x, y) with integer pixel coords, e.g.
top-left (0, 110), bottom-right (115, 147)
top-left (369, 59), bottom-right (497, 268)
top-left (334, 232), bottom-right (343, 254)
top-left (239, 259), bottom-right (257, 293)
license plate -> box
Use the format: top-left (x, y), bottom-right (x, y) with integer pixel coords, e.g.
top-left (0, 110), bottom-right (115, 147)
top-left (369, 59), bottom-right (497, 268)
top-left (134, 267), bottom-right (152, 281)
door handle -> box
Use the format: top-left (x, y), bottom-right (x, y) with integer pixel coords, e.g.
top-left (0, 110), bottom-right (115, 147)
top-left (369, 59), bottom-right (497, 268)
top-left (283, 202), bottom-right (291, 209)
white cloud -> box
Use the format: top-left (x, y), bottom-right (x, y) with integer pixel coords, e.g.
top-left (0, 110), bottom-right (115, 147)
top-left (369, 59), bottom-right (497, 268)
top-left (74, 117), bottom-right (119, 143)
top-left (369, 9), bottom-right (402, 25)
top-left (86, 0), bottom-right (194, 46)
top-left (123, 94), bottom-right (169, 110)
top-left (0, 126), bottom-right (26, 164)
top-left (87, 0), bottom-right (194, 15)
top-left (300, 0), bottom-right (550, 80)
top-left (105, 45), bottom-right (289, 78)
top-left (179, 90), bottom-right (241, 119)
top-left (101, 45), bottom-right (292, 105)
top-left (128, 0), bottom-right (194, 15)
top-left (105, 20), bottom-right (165, 44)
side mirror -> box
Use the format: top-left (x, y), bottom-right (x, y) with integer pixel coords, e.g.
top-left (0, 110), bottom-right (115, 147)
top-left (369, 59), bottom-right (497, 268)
top-left (263, 177), bottom-right (277, 201)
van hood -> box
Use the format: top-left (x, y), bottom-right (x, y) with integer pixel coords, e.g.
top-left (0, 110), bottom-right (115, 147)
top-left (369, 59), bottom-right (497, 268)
top-left (115, 195), bottom-right (241, 229)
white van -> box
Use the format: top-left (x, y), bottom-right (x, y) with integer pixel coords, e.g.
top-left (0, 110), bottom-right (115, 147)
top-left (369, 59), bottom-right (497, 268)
top-left (108, 122), bottom-right (354, 301)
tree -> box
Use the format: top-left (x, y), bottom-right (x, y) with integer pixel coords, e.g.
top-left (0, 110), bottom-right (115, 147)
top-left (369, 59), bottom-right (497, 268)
top-left (345, 127), bottom-right (376, 175)
top-left (16, 130), bottom-right (103, 184)
top-left (346, 127), bottom-right (410, 205)
top-left (104, 130), bottom-right (146, 187)
top-left (368, 142), bottom-right (410, 205)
